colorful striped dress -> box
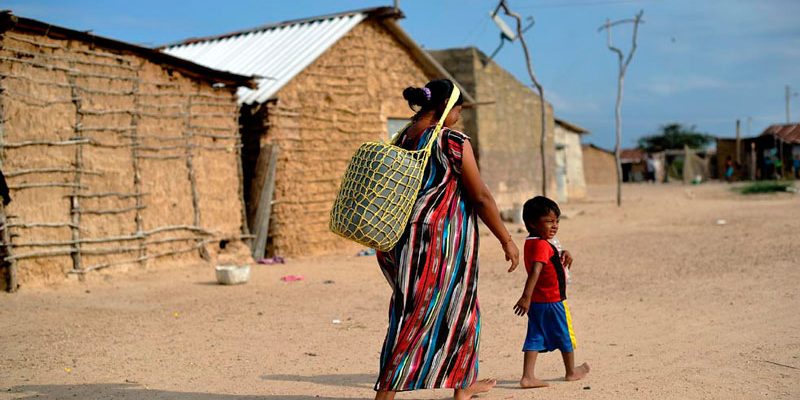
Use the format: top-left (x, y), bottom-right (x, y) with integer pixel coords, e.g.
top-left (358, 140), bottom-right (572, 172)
top-left (375, 126), bottom-right (480, 391)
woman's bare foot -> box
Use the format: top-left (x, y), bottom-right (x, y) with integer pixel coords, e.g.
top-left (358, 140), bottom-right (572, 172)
top-left (565, 362), bottom-right (590, 381)
top-left (454, 378), bottom-right (497, 400)
top-left (520, 376), bottom-right (550, 388)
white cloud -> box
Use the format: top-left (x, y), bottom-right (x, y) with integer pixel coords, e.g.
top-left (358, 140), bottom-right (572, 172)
top-left (547, 89), bottom-right (601, 114)
top-left (643, 74), bottom-right (732, 96)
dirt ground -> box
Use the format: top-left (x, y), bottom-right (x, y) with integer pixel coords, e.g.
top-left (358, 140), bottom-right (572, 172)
top-left (1, 183), bottom-right (798, 400)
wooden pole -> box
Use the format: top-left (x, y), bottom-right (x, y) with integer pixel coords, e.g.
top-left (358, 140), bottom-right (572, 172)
top-left (235, 120), bottom-right (251, 246)
top-left (735, 119), bottom-right (741, 164)
top-left (0, 32), bottom-right (15, 292)
top-left (599, 11), bottom-right (644, 207)
top-left (129, 70), bottom-right (146, 266)
top-left (1, 204), bottom-right (17, 292)
top-left (183, 88), bottom-right (209, 260)
top-left (67, 70), bottom-right (84, 274)
top-left (251, 144), bottom-right (279, 259)
top-left (497, 1), bottom-right (548, 196)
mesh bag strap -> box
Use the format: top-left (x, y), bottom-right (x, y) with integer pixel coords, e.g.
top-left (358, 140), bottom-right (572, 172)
top-left (424, 85), bottom-right (460, 153)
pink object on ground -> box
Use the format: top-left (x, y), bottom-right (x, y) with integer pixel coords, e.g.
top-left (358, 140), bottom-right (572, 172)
top-left (258, 256), bottom-right (286, 265)
top-left (280, 275), bottom-right (304, 282)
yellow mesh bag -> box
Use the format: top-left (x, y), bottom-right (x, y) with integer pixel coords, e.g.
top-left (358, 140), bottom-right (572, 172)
top-left (330, 87), bottom-right (460, 251)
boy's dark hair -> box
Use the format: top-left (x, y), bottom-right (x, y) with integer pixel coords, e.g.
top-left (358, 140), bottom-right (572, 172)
top-left (522, 196), bottom-right (561, 235)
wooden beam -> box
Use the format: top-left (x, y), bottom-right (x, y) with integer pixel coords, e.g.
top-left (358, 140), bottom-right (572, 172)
top-left (250, 144), bottom-right (279, 259)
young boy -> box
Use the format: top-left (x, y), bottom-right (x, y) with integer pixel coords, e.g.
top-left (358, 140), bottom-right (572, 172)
top-left (514, 196), bottom-right (589, 388)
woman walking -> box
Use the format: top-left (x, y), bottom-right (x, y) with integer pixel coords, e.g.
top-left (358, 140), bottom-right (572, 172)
top-left (374, 79), bottom-right (519, 400)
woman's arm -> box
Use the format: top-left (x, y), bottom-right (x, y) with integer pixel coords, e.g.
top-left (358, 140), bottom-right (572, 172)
top-left (460, 140), bottom-right (519, 272)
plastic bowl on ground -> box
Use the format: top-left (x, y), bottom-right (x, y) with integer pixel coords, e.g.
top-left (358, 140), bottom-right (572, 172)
top-left (215, 265), bottom-right (251, 285)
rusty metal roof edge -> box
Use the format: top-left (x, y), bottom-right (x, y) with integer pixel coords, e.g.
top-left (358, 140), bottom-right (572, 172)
top-left (759, 123), bottom-right (800, 143)
top-left (0, 10), bottom-right (256, 89)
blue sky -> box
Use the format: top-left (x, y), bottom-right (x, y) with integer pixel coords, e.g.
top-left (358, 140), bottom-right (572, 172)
top-left (6, 0), bottom-right (799, 149)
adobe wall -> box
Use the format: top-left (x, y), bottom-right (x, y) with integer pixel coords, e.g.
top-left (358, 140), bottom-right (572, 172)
top-left (0, 29), bottom-right (248, 288)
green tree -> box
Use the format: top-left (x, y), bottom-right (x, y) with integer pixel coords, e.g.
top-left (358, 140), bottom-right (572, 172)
top-left (637, 123), bottom-right (714, 152)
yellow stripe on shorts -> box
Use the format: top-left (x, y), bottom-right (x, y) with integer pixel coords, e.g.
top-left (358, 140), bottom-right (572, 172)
top-left (563, 300), bottom-right (578, 349)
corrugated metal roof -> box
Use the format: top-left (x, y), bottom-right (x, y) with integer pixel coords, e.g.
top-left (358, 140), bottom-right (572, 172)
top-left (761, 123), bottom-right (800, 144)
top-left (162, 11), bottom-right (370, 104)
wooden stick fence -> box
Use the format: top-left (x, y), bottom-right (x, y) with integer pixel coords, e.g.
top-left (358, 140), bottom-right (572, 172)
top-left (0, 33), bottom-right (246, 289)
top-left (6, 168), bottom-right (101, 177)
top-left (67, 62), bottom-right (85, 274)
top-left (130, 75), bottom-right (146, 266)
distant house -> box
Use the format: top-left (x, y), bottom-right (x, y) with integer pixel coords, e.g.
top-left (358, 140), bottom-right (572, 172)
top-left (0, 12), bottom-right (254, 289)
top-left (430, 47), bottom-right (556, 211)
top-left (620, 148), bottom-right (647, 182)
top-left (554, 118), bottom-right (588, 202)
top-left (716, 123), bottom-right (800, 180)
top-left (162, 7), bottom-right (474, 257)
top-left (582, 144), bottom-right (616, 185)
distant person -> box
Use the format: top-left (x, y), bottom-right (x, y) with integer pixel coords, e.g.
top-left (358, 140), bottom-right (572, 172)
top-left (764, 152), bottom-right (774, 179)
top-left (645, 154), bottom-right (656, 183)
top-left (773, 154), bottom-right (783, 179)
top-left (513, 196), bottom-right (589, 389)
top-left (794, 155), bottom-right (800, 179)
top-left (724, 156), bottom-right (735, 183)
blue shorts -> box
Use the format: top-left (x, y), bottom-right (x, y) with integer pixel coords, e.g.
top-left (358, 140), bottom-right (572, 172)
top-left (523, 300), bottom-right (577, 353)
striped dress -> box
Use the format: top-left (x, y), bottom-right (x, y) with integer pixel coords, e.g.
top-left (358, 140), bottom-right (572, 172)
top-left (375, 126), bottom-right (480, 391)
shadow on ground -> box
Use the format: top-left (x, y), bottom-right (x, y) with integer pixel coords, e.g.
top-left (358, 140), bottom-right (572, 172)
top-left (7, 383), bottom-right (369, 400)
top-left (260, 373), bottom-right (374, 389)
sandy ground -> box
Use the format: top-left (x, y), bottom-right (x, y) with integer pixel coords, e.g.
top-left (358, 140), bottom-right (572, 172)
top-left (1, 183), bottom-right (799, 400)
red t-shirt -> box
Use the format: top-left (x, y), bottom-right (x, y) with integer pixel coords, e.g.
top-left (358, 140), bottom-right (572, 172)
top-left (524, 237), bottom-right (567, 303)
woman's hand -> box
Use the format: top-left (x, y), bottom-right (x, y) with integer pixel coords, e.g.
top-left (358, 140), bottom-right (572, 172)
top-left (561, 249), bottom-right (573, 269)
top-left (514, 295), bottom-right (530, 316)
top-left (503, 239), bottom-right (520, 272)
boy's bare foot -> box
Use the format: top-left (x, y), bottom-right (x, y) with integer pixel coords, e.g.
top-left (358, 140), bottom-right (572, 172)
top-left (520, 376), bottom-right (550, 388)
top-left (454, 378), bottom-right (497, 400)
top-left (565, 362), bottom-right (590, 381)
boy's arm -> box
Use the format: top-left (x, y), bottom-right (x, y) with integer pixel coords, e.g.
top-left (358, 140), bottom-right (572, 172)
top-left (514, 262), bottom-right (543, 316)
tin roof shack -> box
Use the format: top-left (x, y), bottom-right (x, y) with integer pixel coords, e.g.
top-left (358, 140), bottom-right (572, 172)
top-left (621, 148), bottom-right (647, 182)
top-left (554, 118), bottom-right (588, 202)
top-left (429, 47), bottom-right (556, 212)
top-left (582, 144), bottom-right (617, 186)
top-left (163, 8), bottom-right (474, 257)
top-left (716, 124), bottom-right (800, 181)
top-left (0, 12), bottom-right (254, 290)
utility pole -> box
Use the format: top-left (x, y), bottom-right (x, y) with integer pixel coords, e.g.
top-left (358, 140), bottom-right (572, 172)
top-left (786, 85), bottom-right (799, 123)
top-left (735, 119), bottom-right (741, 164)
top-left (747, 116), bottom-right (752, 136)
top-left (492, 0), bottom-right (548, 196)
top-left (598, 10), bottom-right (644, 207)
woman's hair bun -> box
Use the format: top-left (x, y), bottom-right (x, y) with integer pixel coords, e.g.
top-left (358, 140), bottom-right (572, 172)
top-left (403, 86), bottom-right (429, 109)
top-left (402, 80), bottom-right (461, 114)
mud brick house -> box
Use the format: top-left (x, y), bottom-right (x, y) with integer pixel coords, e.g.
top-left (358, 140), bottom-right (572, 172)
top-left (163, 7), bottom-right (474, 256)
top-left (430, 47), bottom-right (557, 213)
top-left (0, 12), bottom-right (254, 290)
